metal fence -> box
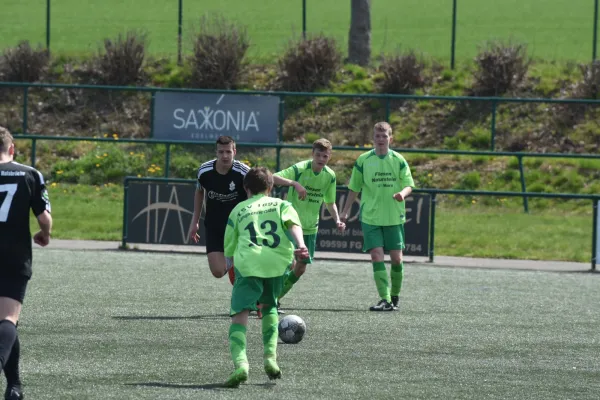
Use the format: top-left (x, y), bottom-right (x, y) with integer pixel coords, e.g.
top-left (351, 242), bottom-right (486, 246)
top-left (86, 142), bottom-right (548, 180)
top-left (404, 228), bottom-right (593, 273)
top-left (4, 81), bottom-right (600, 153)
top-left (5, 0), bottom-right (600, 67)
top-left (120, 177), bottom-right (600, 271)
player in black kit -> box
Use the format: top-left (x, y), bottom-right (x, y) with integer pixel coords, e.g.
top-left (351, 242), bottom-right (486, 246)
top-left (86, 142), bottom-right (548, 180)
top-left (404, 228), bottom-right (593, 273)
top-left (0, 127), bottom-right (52, 400)
top-left (187, 136), bottom-right (250, 285)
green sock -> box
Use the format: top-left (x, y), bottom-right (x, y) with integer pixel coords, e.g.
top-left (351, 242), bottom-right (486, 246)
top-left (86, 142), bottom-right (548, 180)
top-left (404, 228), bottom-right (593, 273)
top-left (372, 262), bottom-right (391, 302)
top-left (279, 270), bottom-right (300, 300)
top-left (390, 263), bottom-right (404, 297)
top-left (229, 323), bottom-right (248, 368)
top-left (261, 306), bottom-right (278, 358)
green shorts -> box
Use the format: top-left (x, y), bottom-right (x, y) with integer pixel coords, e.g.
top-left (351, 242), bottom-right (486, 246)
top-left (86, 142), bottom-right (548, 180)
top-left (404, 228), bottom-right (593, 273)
top-left (230, 269), bottom-right (284, 316)
top-left (361, 222), bottom-right (405, 253)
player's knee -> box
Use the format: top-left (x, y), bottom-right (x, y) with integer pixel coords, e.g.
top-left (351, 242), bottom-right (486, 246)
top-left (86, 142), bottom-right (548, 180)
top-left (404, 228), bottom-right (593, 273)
top-left (369, 248), bottom-right (385, 262)
top-left (296, 263), bottom-right (307, 275)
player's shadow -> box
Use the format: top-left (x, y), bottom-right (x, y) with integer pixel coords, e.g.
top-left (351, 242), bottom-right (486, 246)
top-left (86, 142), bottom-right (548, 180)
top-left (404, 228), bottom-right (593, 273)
top-left (126, 382), bottom-right (276, 390)
top-left (112, 313), bottom-right (230, 321)
top-left (287, 307), bottom-right (363, 313)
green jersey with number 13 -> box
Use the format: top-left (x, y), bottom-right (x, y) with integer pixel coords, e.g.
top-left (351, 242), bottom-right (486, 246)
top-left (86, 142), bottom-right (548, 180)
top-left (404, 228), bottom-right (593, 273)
top-left (224, 194), bottom-right (302, 278)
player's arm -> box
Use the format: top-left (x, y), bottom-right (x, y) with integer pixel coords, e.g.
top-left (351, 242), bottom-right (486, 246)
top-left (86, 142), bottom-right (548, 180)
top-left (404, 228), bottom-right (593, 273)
top-left (324, 174), bottom-right (345, 231)
top-left (273, 175), bottom-right (307, 200)
top-left (188, 185), bottom-right (204, 243)
top-left (393, 159), bottom-right (416, 202)
top-left (281, 202), bottom-right (309, 260)
top-left (31, 171), bottom-right (52, 247)
top-left (341, 160), bottom-right (363, 221)
top-left (224, 214), bottom-right (238, 258)
top-left (274, 166), bottom-right (307, 200)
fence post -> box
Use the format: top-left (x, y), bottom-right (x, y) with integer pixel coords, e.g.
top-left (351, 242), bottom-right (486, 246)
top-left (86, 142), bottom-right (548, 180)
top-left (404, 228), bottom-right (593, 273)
top-left (302, 0), bottom-right (307, 39)
top-left (31, 139), bottom-right (37, 168)
top-left (429, 193), bottom-right (437, 262)
top-left (46, 0), bottom-right (51, 54)
top-left (121, 178), bottom-right (129, 249)
top-left (164, 143), bottom-right (171, 178)
top-left (177, 0), bottom-right (183, 65)
top-left (592, 200), bottom-right (598, 271)
top-left (517, 155), bottom-right (529, 213)
top-left (150, 92), bottom-right (156, 138)
top-left (594, 0), bottom-right (599, 61)
top-left (385, 97), bottom-right (391, 122)
top-left (276, 96), bottom-right (285, 171)
top-left (22, 86), bottom-right (29, 134)
top-left (450, 0), bottom-right (457, 69)
top-left (490, 100), bottom-right (497, 151)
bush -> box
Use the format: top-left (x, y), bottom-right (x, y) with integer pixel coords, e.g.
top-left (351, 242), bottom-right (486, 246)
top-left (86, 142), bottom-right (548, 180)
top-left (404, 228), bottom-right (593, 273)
top-left (0, 41), bottom-right (49, 82)
top-left (276, 35), bottom-right (341, 92)
top-left (378, 50), bottom-right (424, 94)
top-left (575, 61), bottom-right (600, 99)
top-left (189, 14), bottom-right (249, 89)
top-left (471, 41), bottom-right (530, 96)
top-left (95, 31), bottom-right (147, 85)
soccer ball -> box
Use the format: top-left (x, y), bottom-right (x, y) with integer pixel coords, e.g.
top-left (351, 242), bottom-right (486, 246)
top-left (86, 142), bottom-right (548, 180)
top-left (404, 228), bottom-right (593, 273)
top-left (278, 315), bottom-right (306, 344)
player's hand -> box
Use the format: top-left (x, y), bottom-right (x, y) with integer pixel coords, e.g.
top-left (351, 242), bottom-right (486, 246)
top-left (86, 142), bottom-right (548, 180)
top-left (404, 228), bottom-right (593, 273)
top-left (393, 192), bottom-right (405, 202)
top-left (188, 222), bottom-right (200, 243)
top-left (336, 220), bottom-right (346, 232)
top-left (294, 246), bottom-right (309, 261)
top-left (33, 231), bottom-right (50, 247)
top-left (340, 212), bottom-right (348, 223)
top-left (293, 182), bottom-right (307, 200)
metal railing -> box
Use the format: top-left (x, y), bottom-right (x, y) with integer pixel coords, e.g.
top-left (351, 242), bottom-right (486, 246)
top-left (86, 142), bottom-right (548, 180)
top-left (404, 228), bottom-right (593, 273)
top-left (13, 134), bottom-right (600, 215)
top-left (13, 0), bottom-right (600, 67)
top-left (4, 81), bottom-right (600, 154)
top-left (120, 177), bottom-right (600, 271)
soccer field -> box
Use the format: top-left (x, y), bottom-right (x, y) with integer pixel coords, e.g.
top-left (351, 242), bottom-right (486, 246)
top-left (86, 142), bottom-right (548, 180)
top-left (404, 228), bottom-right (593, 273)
top-left (1, 0), bottom-right (595, 61)
top-left (8, 248), bottom-right (599, 399)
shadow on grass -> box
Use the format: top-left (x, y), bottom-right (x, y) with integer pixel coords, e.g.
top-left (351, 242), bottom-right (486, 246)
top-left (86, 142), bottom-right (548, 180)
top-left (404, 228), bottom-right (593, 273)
top-left (126, 381), bottom-right (276, 390)
top-left (285, 307), bottom-right (364, 313)
top-left (112, 314), bottom-right (230, 321)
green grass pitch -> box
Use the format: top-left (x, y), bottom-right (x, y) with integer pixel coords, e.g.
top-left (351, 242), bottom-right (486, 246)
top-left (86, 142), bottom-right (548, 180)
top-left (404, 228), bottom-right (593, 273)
top-left (7, 248), bottom-right (599, 399)
top-left (1, 0), bottom-right (596, 61)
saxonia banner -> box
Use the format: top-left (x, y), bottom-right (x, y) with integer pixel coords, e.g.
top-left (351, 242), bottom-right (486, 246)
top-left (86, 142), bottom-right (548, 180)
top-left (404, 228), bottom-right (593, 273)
top-left (152, 92), bottom-right (280, 143)
top-left (125, 182), bottom-right (430, 257)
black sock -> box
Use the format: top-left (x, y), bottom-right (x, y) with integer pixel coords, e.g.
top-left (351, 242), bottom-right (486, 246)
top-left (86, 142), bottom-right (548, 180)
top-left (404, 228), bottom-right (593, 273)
top-left (0, 320), bottom-right (17, 370)
top-left (4, 333), bottom-right (21, 387)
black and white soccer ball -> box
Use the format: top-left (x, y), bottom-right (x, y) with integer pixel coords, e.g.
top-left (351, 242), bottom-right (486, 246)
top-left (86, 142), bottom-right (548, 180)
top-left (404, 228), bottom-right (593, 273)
top-left (278, 315), bottom-right (306, 344)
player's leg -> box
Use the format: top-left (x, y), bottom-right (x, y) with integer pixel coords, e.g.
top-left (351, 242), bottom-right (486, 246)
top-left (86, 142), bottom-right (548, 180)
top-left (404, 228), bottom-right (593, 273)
top-left (259, 276), bottom-right (285, 380)
top-left (205, 226), bottom-right (235, 284)
top-left (362, 223), bottom-right (393, 311)
top-left (0, 276), bottom-right (26, 400)
top-left (225, 273), bottom-right (262, 388)
top-left (384, 225), bottom-right (405, 310)
top-left (279, 234), bottom-right (315, 300)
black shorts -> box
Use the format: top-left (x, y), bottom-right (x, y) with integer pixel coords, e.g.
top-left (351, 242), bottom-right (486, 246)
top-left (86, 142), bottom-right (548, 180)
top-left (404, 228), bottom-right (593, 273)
top-left (205, 224), bottom-right (226, 254)
top-left (0, 275), bottom-right (29, 304)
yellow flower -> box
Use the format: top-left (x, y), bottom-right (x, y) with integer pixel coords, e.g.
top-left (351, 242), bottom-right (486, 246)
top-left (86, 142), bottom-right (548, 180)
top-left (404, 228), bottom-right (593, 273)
top-left (148, 168), bottom-right (156, 173)
top-left (103, 153), bottom-right (108, 157)
top-left (137, 174), bottom-right (142, 178)
top-left (51, 182), bottom-right (57, 187)
top-left (63, 190), bottom-right (67, 193)
top-left (112, 133), bottom-right (118, 138)
top-left (129, 152), bottom-right (135, 156)
top-left (95, 187), bottom-right (100, 191)
top-left (155, 166), bottom-right (161, 171)
top-left (103, 133), bottom-right (108, 138)
top-left (471, 200), bottom-right (477, 204)
top-left (427, 173), bottom-right (432, 177)
top-left (96, 164), bottom-right (101, 167)
top-left (96, 155), bottom-right (102, 159)
top-left (56, 170), bottom-right (64, 175)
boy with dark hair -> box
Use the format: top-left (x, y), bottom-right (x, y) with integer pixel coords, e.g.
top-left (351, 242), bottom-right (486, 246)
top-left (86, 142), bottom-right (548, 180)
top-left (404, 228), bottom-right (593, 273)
top-left (223, 167), bottom-right (309, 387)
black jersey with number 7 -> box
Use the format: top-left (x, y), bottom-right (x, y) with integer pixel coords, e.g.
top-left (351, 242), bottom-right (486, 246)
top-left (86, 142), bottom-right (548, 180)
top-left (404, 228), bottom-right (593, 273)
top-left (0, 161), bottom-right (51, 278)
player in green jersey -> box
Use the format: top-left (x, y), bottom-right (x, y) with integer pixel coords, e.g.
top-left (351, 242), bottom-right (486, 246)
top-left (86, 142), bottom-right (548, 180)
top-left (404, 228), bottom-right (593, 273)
top-left (272, 139), bottom-right (346, 303)
top-left (223, 167), bottom-right (309, 388)
top-left (340, 122), bottom-right (415, 312)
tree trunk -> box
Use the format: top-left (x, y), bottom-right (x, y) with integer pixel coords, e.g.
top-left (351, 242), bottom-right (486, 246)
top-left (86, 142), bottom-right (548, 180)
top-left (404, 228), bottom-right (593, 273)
top-left (348, 0), bottom-right (371, 66)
